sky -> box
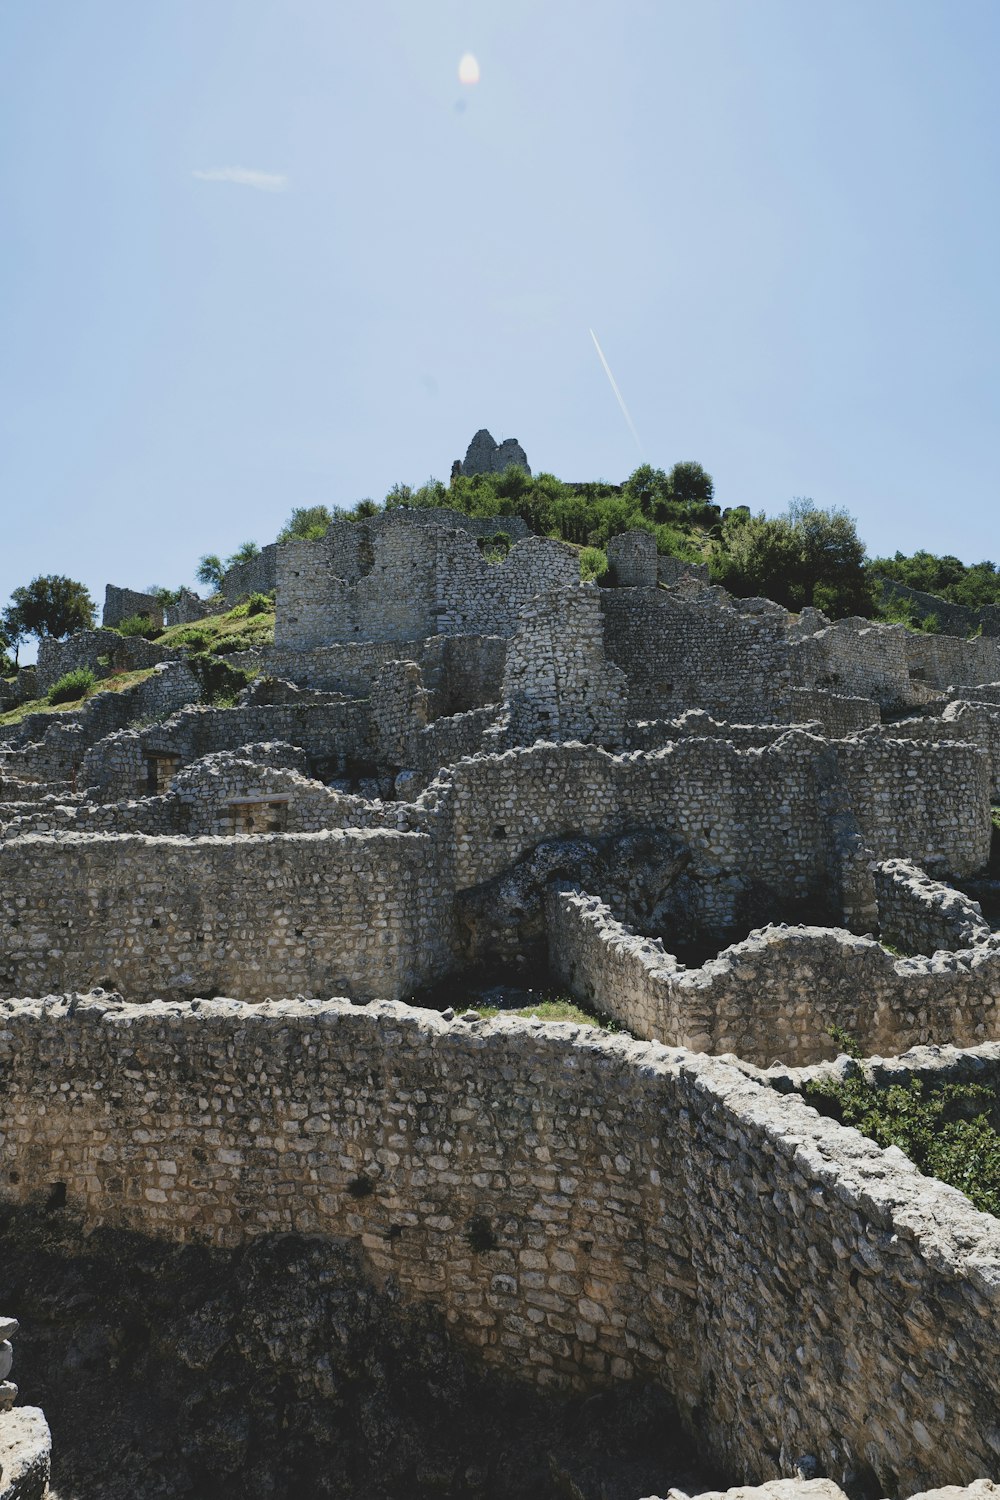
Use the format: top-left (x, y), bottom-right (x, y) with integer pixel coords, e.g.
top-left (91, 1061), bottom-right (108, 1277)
top-left (2, 0), bottom-right (999, 632)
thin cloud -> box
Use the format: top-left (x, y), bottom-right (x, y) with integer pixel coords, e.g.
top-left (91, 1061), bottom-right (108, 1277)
top-left (192, 167), bottom-right (288, 192)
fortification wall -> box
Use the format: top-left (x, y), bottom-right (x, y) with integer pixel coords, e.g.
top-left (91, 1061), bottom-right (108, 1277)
top-left (102, 585), bottom-right (164, 629)
top-left (35, 630), bottom-right (170, 695)
top-left (879, 577), bottom-right (1000, 638)
top-left (789, 619), bottom-right (917, 710)
top-left (1, 998), bottom-right (999, 1494)
top-left (836, 736), bottom-right (989, 875)
top-left (606, 530), bottom-right (657, 587)
top-left (80, 699), bottom-right (371, 801)
top-left (0, 830), bottom-right (451, 1002)
top-left (600, 590), bottom-right (792, 721)
top-left (220, 544), bottom-right (278, 607)
top-left (786, 688), bottom-right (879, 738)
top-left (905, 630), bottom-right (1000, 693)
top-left (368, 505), bottom-right (530, 542)
top-left (276, 524), bottom-right (577, 651)
top-left (242, 634), bottom-right (505, 712)
top-left (546, 888), bottom-right (1000, 1064)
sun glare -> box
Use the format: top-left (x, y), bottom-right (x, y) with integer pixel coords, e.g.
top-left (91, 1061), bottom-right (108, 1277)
top-left (458, 52), bottom-right (480, 86)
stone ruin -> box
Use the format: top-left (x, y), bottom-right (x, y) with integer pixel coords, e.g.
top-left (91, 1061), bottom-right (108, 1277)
top-left (4, 505), bottom-right (1000, 1496)
top-left (453, 426), bottom-right (531, 478)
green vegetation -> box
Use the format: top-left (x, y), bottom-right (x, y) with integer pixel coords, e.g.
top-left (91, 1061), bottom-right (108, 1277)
top-left (47, 667), bottom-right (97, 705)
top-left (475, 996), bottom-right (621, 1029)
top-left (156, 597), bottom-right (275, 657)
top-left (579, 546), bottom-right (609, 583)
top-left (115, 613), bottom-right (161, 640)
top-left (0, 666), bottom-right (162, 728)
top-left (276, 505), bottom-right (335, 542)
top-left (186, 653), bottom-right (255, 707)
top-left (804, 1068), bottom-right (1000, 1217)
top-left (713, 500), bottom-right (874, 617)
top-left (872, 550), bottom-right (1000, 611)
top-left (875, 592), bottom-right (941, 633)
top-left (2, 575), bottom-right (96, 654)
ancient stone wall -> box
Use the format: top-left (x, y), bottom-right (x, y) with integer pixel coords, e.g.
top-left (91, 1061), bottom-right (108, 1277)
top-left (497, 585), bottom-right (627, 748)
top-left (275, 523), bottom-right (577, 651)
top-left (0, 830), bottom-right (452, 1002)
top-left (600, 590), bottom-right (792, 722)
top-left (785, 688), bottom-right (879, 738)
top-left (872, 859), bottom-right (992, 955)
top-left (835, 736), bottom-right (989, 876)
top-left (80, 699), bottom-right (371, 801)
top-left (102, 586), bottom-right (164, 630)
top-left (220, 544), bottom-right (278, 608)
top-left (879, 577), bottom-right (1000, 638)
top-left (455, 428), bottom-right (530, 477)
top-left (905, 629), bottom-right (1000, 693)
top-left (546, 888), bottom-right (1000, 1065)
top-left (788, 619), bottom-right (917, 710)
top-left (606, 530), bottom-right (657, 587)
top-left (657, 556), bottom-right (710, 587)
top-left (1, 998), bottom-right (999, 1494)
top-left (35, 631), bottom-right (170, 696)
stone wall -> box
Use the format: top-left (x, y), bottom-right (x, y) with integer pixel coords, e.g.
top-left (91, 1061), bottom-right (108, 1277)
top-left (0, 830), bottom-right (452, 1002)
top-left (34, 631), bottom-right (170, 696)
top-left (789, 618), bottom-right (918, 711)
top-left (2, 998), bottom-right (1000, 1494)
top-left (546, 886), bottom-right (1000, 1065)
top-left (879, 577), bottom-right (1000, 638)
top-left (220, 544), bottom-right (278, 608)
top-left (785, 688), bottom-right (879, 738)
top-left (606, 530), bottom-right (657, 587)
top-left (0, 1315), bottom-right (50, 1500)
top-left (496, 585), bottom-right (627, 748)
top-left (657, 556), bottom-right (710, 587)
top-left (455, 428), bottom-right (530, 477)
top-left (873, 858), bottom-right (993, 955)
top-left (102, 586), bottom-right (164, 630)
top-left (601, 590), bottom-right (792, 722)
top-left (836, 736), bottom-right (989, 876)
top-left (275, 523), bottom-right (578, 651)
top-left (905, 629), bottom-right (1000, 694)
top-left (80, 698), bottom-right (371, 801)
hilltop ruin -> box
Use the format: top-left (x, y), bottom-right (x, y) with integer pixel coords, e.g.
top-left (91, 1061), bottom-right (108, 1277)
top-left (2, 501), bottom-right (1000, 1500)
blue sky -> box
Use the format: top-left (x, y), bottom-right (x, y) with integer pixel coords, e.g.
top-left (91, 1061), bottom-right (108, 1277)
top-left (2, 0), bottom-right (999, 626)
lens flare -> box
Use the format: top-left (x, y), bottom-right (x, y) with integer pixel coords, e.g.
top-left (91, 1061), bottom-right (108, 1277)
top-left (458, 52), bottom-right (480, 85)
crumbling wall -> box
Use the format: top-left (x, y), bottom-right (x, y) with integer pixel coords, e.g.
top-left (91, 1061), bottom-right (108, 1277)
top-left (275, 523), bottom-right (577, 650)
top-left (1, 999), bottom-right (999, 1494)
top-left (102, 586), bottom-right (164, 629)
top-left (546, 887), bottom-right (1000, 1064)
top-left (35, 631), bottom-right (170, 695)
top-left (220, 544), bottom-right (278, 608)
top-left (606, 530), bottom-right (657, 588)
top-left (789, 618), bottom-right (917, 710)
top-left (498, 585), bottom-right (627, 748)
top-left (873, 858), bottom-right (992, 955)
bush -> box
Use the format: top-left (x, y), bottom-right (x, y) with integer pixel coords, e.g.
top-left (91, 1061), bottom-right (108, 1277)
top-left (115, 614), bottom-right (161, 640)
top-left (47, 668), bottom-right (97, 705)
top-left (579, 547), bottom-right (608, 582)
top-left (187, 653), bottom-right (255, 706)
top-left (244, 592), bottom-right (273, 617)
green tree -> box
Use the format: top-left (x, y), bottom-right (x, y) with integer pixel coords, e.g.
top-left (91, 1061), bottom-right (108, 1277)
top-left (3, 575), bottom-right (96, 645)
top-left (195, 555), bottom-right (224, 590)
top-left (226, 541), bottom-right (261, 568)
top-left (713, 500), bottom-right (873, 618)
top-left (276, 505), bottom-right (334, 542)
top-left (0, 624), bottom-right (15, 676)
top-left (667, 460), bottom-right (714, 504)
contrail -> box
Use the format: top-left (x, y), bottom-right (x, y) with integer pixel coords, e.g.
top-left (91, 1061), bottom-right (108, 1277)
top-left (589, 328), bottom-right (643, 454)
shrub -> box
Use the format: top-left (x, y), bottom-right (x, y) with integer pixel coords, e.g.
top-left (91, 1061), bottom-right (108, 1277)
top-left (188, 653), bottom-right (255, 706)
top-left (115, 614), bottom-right (161, 639)
top-left (244, 592), bottom-right (273, 617)
top-left (579, 546), bottom-right (608, 582)
top-left (47, 668), bottom-right (97, 705)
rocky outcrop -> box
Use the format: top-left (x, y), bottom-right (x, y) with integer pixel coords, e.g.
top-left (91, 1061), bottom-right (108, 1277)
top-left (455, 428), bottom-right (531, 478)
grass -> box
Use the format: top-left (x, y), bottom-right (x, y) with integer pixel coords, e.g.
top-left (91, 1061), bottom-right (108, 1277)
top-left (156, 598), bottom-right (275, 657)
top-left (0, 667), bottom-right (160, 728)
top-left (475, 997), bottom-right (621, 1029)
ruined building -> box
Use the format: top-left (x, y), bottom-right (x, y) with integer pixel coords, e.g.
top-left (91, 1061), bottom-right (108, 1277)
top-left (3, 505), bottom-right (1000, 1500)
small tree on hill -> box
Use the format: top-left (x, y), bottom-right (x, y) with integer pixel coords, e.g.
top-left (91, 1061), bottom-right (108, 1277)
top-left (226, 541), bottom-right (260, 567)
top-left (3, 575), bottom-right (96, 646)
top-left (276, 505), bottom-right (334, 542)
top-left (195, 555), bottom-right (224, 590)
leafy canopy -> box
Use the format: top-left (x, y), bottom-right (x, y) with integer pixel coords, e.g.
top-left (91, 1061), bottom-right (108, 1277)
top-left (711, 500), bottom-right (874, 619)
top-left (3, 575), bottom-right (96, 644)
top-left (276, 505), bottom-right (334, 543)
